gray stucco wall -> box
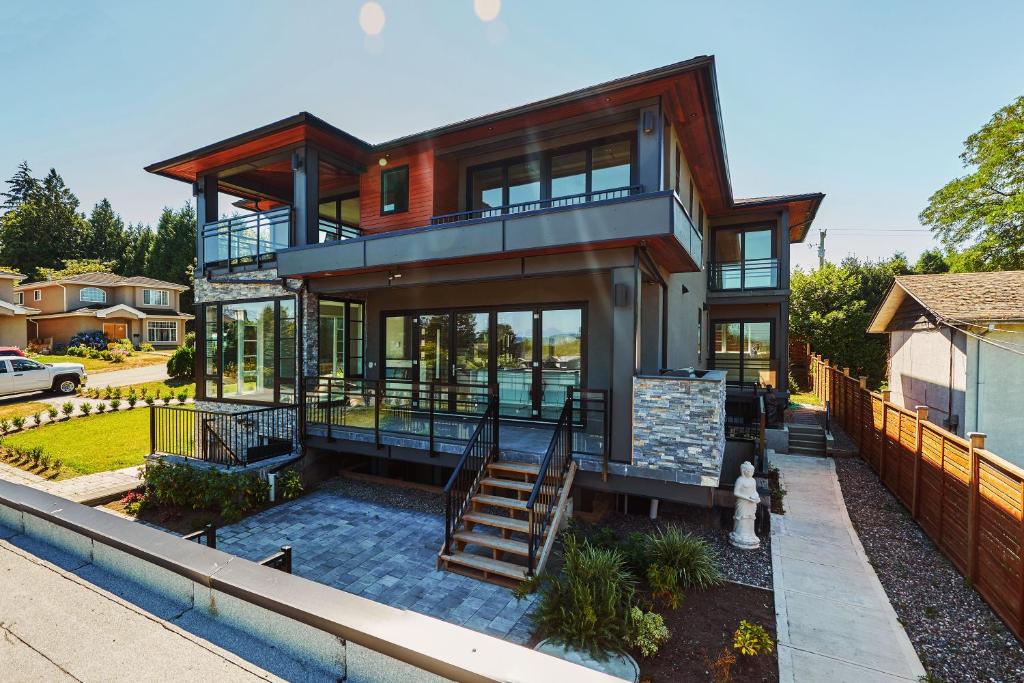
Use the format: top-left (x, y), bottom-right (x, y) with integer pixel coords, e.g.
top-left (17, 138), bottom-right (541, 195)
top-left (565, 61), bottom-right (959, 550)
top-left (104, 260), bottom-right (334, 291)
top-left (964, 327), bottom-right (1024, 465)
top-left (888, 327), bottom-right (967, 434)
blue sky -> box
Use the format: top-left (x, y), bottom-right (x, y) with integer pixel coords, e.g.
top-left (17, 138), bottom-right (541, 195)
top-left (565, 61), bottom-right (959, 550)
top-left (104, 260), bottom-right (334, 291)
top-left (2, 1), bottom-right (1021, 270)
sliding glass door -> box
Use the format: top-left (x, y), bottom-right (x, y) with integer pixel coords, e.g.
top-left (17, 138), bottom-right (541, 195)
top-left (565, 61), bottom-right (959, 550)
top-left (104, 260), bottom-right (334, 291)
top-left (382, 305), bottom-right (584, 421)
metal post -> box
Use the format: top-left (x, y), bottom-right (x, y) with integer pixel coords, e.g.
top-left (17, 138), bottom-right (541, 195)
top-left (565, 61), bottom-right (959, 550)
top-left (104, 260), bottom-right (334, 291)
top-left (282, 545), bottom-right (292, 574)
top-left (374, 380), bottom-right (381, 449)
top-left (429, 382), bottom-right (435, 457)
top-left (149, 404), bottom-right (156, 455)
top-left (206, 523), bottom-right (216, 549)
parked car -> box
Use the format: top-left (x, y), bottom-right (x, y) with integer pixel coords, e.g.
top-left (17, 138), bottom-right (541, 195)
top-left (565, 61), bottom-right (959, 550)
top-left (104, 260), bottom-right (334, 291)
top-left (0, 355), bottom-right (86, 395)
top-left (0, 346), bottom-right (27, 357)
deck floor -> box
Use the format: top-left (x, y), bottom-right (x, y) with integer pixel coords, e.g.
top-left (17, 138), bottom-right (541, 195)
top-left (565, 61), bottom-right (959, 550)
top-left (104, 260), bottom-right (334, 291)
top-left (214, 481), bottom-right (538, 644)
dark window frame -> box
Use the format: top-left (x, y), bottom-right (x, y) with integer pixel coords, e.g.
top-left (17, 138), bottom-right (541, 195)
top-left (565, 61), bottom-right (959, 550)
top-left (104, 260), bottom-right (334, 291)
top-left (380, 165), bottom-right (409, 216)
top-left (197, 295), bottom-right (297, 406)
top-left (465, 133), bottom-right (637, 212)
top-left (710, 222), bottom-right (779, 290)
top-left (708, 318), bottom-right (776, 385)
top-left (317, 297), bottom-right (365, 379)
top-left (318, 191), bottom-right (361, 230)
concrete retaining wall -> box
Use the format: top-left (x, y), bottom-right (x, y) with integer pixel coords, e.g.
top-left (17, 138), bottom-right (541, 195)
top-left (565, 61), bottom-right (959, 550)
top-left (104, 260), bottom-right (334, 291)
top-left (0, 480), bottom-right (618, 682)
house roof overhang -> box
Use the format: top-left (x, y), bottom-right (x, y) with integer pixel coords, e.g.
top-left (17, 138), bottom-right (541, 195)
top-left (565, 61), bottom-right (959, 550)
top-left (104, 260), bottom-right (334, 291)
top-left (718, 193), bottom-right (826, 243)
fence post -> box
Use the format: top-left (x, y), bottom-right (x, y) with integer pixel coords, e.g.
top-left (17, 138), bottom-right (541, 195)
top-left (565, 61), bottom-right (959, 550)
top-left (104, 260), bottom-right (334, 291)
top-left (880, 390), bottom-right (892, 483)
top-left (912, 406), bottom-right (928, 519)
top-left (858, 377), bottom-right (868, 450)
top-left (149, 405), bottom-right (156, 455)
top-left (967, 432), bottom-right (986, 583)
top-left (842, 368), bottom-right (850, 426)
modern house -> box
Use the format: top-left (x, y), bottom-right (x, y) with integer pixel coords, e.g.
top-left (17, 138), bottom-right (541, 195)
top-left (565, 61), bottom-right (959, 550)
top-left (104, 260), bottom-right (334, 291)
top-left (17, 273), bottom-right (193, 350)
top-left (146, 55), bottom-right (823, 582)
top-left (868, 270), bottom-right (1024, 466)
top-left (0, 270), bottom-right (40, 348)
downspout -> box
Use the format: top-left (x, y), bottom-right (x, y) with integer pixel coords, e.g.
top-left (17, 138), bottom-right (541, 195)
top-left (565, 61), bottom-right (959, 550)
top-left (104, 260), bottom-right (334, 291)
top-left (947, 327), bottom-right (954, 431)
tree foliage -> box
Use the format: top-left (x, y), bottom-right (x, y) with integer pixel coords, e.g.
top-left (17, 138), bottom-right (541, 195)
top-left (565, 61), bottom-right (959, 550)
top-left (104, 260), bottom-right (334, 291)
top-left (920, 95), bottom-right (1024, 270)
top-left (790, 255), bottom-right (911, 387)
top-left (38, 259), bottom-right (115, 281)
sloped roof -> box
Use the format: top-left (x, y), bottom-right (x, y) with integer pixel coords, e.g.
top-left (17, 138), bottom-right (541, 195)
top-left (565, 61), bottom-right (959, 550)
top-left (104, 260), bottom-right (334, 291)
top-left (868, 270), bottom-right (1024, 333)
top-left (16, 272), bottom-right (189, 291)
top-left (0, 270), bottom-right (26, 281)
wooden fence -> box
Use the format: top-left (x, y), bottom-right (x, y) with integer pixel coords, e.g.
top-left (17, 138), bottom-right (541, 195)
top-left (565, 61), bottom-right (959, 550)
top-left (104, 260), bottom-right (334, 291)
top-left (811, 354), bottom-right (1024, 642)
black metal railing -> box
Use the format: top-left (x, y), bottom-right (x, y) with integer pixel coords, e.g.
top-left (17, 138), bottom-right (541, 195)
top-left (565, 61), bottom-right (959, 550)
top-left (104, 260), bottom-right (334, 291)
top-left (568, 386), bottom-right (609, 464)
top-left (318, 217), bottom-right (362, 243)
top-left (183, 524), bottom-right (217, 548)
top-left (429, 185), bottom-right (644, 225)
top-left (442, 397), bottom-right (500, 556)
top-left (525, 396), bottom-right (573, 575)
top-left (150, 405), bottom-right (298, 466)
top-left (708, 257), bottom-right (779, 291)
top-left (304, 376), bottom-right (494, 454)
top-left (202, 207), bottom-right (292, 270)
top-left (259, 545), bottom-right (292, 573)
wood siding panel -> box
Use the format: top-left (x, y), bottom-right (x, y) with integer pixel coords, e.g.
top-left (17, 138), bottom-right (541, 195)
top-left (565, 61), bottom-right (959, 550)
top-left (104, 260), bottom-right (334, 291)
top-left (360, 148), bottom-right (435, 234)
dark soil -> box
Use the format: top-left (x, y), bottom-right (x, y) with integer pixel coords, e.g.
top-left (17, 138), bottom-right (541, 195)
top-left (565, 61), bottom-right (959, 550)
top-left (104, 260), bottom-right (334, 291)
top-left (641, 582), bottom-right (777, 683)
top-left (104, 496), bottom-right (252, 535)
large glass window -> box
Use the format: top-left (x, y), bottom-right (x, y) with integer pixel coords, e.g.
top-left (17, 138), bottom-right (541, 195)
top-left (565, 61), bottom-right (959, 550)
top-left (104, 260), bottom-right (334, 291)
top-left (201, 298), bottom-right (296, 404)
top-left (143, 289), bottom-right (170, 306)
top-left (540, 309), bottom-right (582, 419)
top-left (80, 287), bottom-right (106, 303)
top-left (318, 300), bottom-right (364, 379)
top-left (550, 150), bottom-right (587, 204)
top-left (380, 166), bottom-right (409, 215)
top-left (590, 140), bottom-right (632, 193)
top-left (147, 321), bottom-right (177, 343)
top-left (711, 321), bottom-right (775, 386)
top-left (712, 225), bottom-right (777, 290)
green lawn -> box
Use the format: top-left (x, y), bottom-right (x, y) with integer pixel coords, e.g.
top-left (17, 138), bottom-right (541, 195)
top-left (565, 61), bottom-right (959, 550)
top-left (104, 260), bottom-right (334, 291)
top-left (33, 351), bottom-right (170, 374)
top-left (789, 391), bottom-right (822, 407)
top-left (88, 377), bottom-right (195, 397)
top-left (5, 408), bottom-right (151, 475)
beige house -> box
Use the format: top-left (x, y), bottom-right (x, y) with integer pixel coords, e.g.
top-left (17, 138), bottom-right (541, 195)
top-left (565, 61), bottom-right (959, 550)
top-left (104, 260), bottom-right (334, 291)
top-left (0, 270), bottom-right (40, 348)
top-left (16, 273), bottom-right (193, 350)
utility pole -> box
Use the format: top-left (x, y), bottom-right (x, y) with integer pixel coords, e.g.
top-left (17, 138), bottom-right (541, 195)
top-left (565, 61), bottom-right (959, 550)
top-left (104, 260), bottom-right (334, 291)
top-left (817, 229), bottom-right (827, 268)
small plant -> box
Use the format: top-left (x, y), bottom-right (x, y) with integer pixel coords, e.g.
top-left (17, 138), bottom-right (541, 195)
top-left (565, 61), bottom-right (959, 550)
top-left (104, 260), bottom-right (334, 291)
top-left (175, 389), bottom-right (189, 404)
top-left (139, 342), bottom-right (155, 352)
top-left (278, 469), bottom-right (303, 501)
top-left (127, 391), bottom-right (138, 408)
top-left (34, 410), bottom-right (45, 426)
top-left (512, 574), bottom-right (541, 600)
top-left (29, 446), bottom-right (43, 466)
top-left (112, 386), bottom-right (123, 400)
top-left (110, 398), bottom-right (122, 411)
top-left (10, 416), bottom-right (24, 431)
top-left (47, 406), bottom-right (59, 422)
top-left (626, 606), bottom-right (670, 658)
top-left (646, 562), bottom-right (684, 610)
top-left (161, 393), bottom-right (172, 406)
top-left (97, 401), bottom-right (108, 414)
top-left (140, 387), bottom-right (150, 399)
top-left (39, 453), bottom-right (52, 470)
top-left (144, 395), bottom-right (155, 407)
top-left (647, 525), bottom-right (723, 591)
top-left (103, 386), bottom-right (112, 400)
top-left (768, 466), bottom-right (786, 514)
top-left (80, 401), bottom-right (93, 415)
top-left (61, 402), bottom-right (75, 419)
top-left (121, 490), bottom-right (145, 515)
top-left (52, 458), bottom-right (63, 472)
top-left (733, 620), bottom-right (774, 656)
top-left (0, 418), bottom-right (11, 433)
top-left (704, 647), bottom-right (736, 683)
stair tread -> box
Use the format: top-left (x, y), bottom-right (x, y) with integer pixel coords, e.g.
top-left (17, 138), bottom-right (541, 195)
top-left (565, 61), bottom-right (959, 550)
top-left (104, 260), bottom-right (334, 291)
top-left (487, 461), bottom-right (541, 476)
top-left (441, 551), bottom-right (528, 580)
top-left (473, 493), bottom-right (553, 511)
top-left (463, 511), bottom-right (530, 533)
top-left (453, 530), bottom-right (529, 555)
top-left (480, 477), bottom-right (534, 493)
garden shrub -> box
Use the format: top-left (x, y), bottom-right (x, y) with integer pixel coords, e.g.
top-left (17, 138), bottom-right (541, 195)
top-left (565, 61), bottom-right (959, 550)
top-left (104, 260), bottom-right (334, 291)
top-left (167, 344), bottom-right (195, 379)
top-left (142, 460), bottom-right (270, 523)
top-left (47, 406), bottom-right (59, 421)
top-left (69, 331), bottom-right (108, 350)
top-left (80, 401), bottom-right (93, 415)
top-left (110, 398), bottom-right (121, 411)
top-left (11, 416), bottom-right (25, 430)
top-left (733, 620), bottom-right (774, 656)
top-left (127, 391), bottom-right (138, 408)
top-left (278, 469), bottom-right (303, 501)
top-left (646, 562), bottom-right (684, 609)
top-left (139, 342), bottom-right (155, 352)
top-left (175, 389), bottom-right (189, 404)
top-left (532, 533), bottom-right (637, 659)
top-left (647, 525), bottom-right (722, 590)
top-left (0, 419), bottom-right (11, 433)
top-left (626, 606), bottom-right (670, 658)
top-left (61, 402), bottom-right (74, 418)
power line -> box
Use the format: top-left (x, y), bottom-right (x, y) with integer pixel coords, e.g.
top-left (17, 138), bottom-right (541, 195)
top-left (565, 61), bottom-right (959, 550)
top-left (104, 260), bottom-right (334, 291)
top-left (939, 320), bottom-right (1024, 357)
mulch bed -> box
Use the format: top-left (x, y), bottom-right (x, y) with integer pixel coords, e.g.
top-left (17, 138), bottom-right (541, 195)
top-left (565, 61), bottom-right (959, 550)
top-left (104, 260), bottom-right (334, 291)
top-left (640, 582), bottom-right (777, 683)
top-left (104, 497), bottom-right (255, 535)
top-left (834, 455), bottom-right (1024, 682)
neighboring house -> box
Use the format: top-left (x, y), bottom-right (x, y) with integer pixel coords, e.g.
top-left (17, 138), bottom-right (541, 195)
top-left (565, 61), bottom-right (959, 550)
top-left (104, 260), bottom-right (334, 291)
top-left (16, 273), bottom-right (194, 349)
top-left (147, 56), bottom-right (823, 580)
top-left (868, 271), bottom-right (1024, 464)
top-left (0, 270), bottom-right (40, 348)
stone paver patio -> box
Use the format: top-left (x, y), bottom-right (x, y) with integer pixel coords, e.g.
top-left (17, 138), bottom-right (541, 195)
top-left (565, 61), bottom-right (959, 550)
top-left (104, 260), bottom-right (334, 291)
top-left (215, 486), bottom-right (537, 644)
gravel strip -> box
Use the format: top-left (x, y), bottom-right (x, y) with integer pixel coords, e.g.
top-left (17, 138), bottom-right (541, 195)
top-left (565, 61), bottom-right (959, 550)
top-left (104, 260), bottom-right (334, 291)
top-left (319, 476), bottom-right (443, 516)
top-left (584, 501), bottom-right (773, 589)
top-left (835, 455), bottom-right (1024, 682)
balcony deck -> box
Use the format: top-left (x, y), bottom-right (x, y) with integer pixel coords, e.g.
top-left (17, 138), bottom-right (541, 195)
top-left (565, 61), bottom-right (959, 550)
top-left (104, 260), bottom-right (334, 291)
top-left (275, 189), bottom-right (702, 278)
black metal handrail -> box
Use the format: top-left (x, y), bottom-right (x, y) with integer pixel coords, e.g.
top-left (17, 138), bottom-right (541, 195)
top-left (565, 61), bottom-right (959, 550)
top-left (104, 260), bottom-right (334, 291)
top-left (318, 217), bottom-right (362, 243)
top-left (259, 545), bottom-right (292, 573)
top-left (429, 185), bottom-right (644, 225)
top-left (708, 257), bottom-right (780, 291)
top-left (202, 207), bottom-right (292, 269)
top-left (525, 395), bottom-right (574, 575)
top-left (442, 396), bottom-right (500, 557)
top-left (150, 405), bottom-right (297, 466)
top-left (183, 524), bottom-right (217, 548)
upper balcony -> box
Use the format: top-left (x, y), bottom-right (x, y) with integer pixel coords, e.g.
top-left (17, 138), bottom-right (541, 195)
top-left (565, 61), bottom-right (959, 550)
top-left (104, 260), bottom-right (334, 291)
top-left (707, 257), bottom-right (780, 291)
top-left (274, 187), bottom-right (703, 279)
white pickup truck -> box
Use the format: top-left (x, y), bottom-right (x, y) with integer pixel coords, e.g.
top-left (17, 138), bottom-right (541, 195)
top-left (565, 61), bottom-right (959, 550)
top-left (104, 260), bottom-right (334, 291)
top-left (0, 355), bottom-right (87, 396)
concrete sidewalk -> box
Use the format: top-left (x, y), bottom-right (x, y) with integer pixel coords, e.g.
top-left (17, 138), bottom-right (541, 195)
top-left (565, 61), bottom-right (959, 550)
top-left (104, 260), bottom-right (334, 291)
top-left (771, 453), bottom-right (925, 682)
top-left (0, 462), bottom-right (142, 504)
top-left (87, 361), bottom-right (171, 388)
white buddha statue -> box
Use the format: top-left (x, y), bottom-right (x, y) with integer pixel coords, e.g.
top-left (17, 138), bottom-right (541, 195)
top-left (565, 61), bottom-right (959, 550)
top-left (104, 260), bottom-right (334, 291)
top-left (730, 461), bottom-right (761, 550)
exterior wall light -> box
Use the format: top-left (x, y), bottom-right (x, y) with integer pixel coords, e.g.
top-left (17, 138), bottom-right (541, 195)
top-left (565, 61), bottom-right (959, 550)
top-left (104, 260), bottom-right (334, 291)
top-left (378, 157), bottom-right (388, 167)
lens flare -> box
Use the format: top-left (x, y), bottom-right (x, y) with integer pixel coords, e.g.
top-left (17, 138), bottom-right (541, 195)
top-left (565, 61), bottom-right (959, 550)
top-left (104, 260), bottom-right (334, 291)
top-left (359, 2), bottom-right (386, 35)
top-left (474, 0), bottom-right (501, 22)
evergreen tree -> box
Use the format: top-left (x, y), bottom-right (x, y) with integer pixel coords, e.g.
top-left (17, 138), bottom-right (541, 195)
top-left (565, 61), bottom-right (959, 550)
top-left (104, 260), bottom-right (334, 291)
top-left (913, 248), bottom-right (950, 274)
top-left (1, 161), bottom-right (39, 213)
top-left (147, 204), bottom-right (196, 286)
top-left (117, 223), bottom-right (155, 276)
top-left (85, 199), bottom-right (129, 264)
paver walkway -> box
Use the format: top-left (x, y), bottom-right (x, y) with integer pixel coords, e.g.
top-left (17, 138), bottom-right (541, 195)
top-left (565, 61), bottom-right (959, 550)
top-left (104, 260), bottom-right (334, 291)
top-left (215, 487), bottom-right (537, 644)
top-left (0, 461), bottom-right (141, 504)
top-left (771, 453), bottom-right (925, 682)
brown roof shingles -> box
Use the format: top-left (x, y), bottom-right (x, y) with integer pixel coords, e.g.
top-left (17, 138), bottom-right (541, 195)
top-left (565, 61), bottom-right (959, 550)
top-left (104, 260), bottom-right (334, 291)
top-left (895, 271), bottom-right (1024, 324)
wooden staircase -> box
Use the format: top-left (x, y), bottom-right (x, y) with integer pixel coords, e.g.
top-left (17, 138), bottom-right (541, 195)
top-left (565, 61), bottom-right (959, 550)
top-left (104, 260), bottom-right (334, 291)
top-left (439, 459), bottom-right (576, 587)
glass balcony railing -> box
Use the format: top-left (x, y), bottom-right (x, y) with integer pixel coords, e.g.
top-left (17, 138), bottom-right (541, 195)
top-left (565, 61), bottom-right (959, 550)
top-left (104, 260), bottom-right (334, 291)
top-left (708, 258), bottom-right (780, 290)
